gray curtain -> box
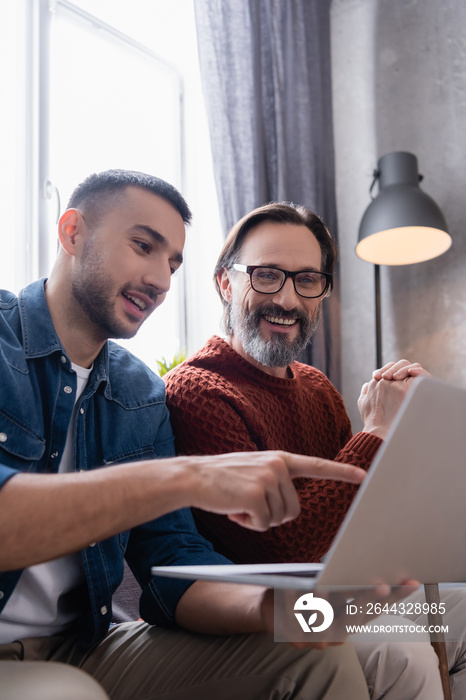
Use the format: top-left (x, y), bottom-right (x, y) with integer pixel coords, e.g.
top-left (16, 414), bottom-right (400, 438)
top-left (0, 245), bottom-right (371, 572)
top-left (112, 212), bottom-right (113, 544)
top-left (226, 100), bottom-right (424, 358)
top-left (194, 0), bottom-right (340, 388)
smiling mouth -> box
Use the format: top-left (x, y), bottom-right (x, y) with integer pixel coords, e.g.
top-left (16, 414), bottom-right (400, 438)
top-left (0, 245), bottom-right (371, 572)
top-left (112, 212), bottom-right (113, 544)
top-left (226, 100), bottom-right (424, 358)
top-left (122, 292), bottom-right (147, 312)
top-left (263, 314), bottom-right (298, 327)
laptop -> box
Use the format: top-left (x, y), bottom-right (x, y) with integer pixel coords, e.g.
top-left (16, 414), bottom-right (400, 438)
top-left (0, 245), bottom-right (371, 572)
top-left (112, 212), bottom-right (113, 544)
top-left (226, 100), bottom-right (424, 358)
top-left (152, 376), bottom-right (466, 590)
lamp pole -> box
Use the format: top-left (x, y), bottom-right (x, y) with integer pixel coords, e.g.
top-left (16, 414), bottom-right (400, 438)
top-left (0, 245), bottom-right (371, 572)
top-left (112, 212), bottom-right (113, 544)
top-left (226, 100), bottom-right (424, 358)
top-left (374, 264), bottom-right (382, 368)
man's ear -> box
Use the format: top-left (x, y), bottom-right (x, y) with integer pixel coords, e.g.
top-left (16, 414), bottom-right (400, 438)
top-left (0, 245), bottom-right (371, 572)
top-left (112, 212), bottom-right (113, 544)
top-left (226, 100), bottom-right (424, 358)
top-left (217, 268), bottom-right (232, 302)
top-left (57, 209), bottom-right (81, 255)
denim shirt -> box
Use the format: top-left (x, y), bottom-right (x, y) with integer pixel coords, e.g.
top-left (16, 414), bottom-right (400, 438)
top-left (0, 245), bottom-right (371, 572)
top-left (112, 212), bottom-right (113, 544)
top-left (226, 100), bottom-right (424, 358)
top-left (0, 280), bottom-right (229, 647)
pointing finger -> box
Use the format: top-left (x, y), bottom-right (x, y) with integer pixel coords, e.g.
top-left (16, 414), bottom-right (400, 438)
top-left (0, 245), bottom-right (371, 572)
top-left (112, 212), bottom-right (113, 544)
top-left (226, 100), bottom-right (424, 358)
top-left (282, 453), bottom-right (366, 484)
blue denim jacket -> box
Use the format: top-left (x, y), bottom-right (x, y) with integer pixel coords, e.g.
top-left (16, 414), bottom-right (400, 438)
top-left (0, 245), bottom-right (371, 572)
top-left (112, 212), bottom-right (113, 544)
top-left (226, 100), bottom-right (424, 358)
top-left (0, 280), bottom-right (229, 647)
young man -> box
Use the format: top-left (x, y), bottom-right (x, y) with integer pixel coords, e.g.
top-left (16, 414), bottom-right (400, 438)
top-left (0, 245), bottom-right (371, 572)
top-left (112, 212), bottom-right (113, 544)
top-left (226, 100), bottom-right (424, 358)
top-left (0, 172), bottom-right (380, 700)
top-left (165, 202), bottom-right (461, 698)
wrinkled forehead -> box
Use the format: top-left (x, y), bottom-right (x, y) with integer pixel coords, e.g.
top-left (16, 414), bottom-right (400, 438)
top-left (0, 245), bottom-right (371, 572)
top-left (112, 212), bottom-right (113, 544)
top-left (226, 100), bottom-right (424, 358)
top-left (239, 221), bottom-right (323, 268)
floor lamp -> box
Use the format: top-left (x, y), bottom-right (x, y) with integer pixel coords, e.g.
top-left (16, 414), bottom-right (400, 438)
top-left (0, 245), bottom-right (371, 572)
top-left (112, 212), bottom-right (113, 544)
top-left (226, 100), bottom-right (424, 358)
top-left (356, 151), bottom-right (453, 700)
top-left (356, 151), bottom-right (451, 368)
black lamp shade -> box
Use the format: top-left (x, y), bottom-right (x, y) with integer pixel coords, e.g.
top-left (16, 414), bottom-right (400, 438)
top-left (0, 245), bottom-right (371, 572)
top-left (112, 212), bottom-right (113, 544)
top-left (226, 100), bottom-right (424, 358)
top-left (357, 152), bottom-right (451, 265)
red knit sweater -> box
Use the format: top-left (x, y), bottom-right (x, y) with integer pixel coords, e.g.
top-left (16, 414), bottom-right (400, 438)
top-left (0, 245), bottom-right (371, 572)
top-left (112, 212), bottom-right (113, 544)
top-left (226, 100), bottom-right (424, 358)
top-left (165, 336), bottom-right (382, 564)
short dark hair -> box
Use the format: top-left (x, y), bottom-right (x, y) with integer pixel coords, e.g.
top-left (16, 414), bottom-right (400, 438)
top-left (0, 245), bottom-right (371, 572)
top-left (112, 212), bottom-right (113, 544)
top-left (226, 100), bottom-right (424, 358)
top-left (214, 202), bottom-right (337, 334)
top-left (67, 169), bottom-right (192, 226)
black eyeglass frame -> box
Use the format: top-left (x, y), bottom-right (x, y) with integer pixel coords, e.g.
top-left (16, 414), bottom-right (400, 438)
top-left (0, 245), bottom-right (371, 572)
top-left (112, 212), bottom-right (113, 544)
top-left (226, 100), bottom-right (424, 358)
top-left (232, 264), bottom-right (333, 299)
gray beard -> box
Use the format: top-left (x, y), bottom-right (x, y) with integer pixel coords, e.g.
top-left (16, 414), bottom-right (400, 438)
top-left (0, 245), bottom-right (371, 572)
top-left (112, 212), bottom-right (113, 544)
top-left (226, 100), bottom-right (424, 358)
top-left (230, 302), bottom-right (319, 368)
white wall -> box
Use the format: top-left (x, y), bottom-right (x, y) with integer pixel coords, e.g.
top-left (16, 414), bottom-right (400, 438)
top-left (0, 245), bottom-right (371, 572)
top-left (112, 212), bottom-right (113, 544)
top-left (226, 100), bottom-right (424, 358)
top-left (331, 0), bottom-right (466, 429)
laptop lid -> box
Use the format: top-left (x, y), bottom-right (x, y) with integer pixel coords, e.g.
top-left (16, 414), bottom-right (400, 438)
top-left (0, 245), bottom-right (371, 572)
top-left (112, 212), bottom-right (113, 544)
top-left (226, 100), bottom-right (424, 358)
top-left (152, 376), bottom-right (466, 589)
top-left (317, 374), bottom-right (466, 586)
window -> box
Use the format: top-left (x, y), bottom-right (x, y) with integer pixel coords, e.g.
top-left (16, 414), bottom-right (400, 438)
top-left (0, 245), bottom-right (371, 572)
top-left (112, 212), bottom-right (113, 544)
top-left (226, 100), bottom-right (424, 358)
top-left (2, 0), bottom-right (223, 373)
top-left (0, 0), bottom-right (29, 293)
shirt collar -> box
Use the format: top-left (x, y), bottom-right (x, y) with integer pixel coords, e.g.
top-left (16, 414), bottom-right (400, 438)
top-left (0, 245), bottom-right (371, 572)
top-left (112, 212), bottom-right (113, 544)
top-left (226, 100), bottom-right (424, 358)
top-left (19, 278), bottom-right (109, 382)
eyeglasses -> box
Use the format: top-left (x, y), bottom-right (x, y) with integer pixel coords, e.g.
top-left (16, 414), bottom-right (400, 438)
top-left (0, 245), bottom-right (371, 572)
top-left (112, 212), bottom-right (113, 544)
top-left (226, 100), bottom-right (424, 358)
top-left (232, 264), bottom-right (332, 299)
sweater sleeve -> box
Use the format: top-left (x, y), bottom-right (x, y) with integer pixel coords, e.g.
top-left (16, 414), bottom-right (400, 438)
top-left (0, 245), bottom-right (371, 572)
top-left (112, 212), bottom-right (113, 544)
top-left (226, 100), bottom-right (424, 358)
top-left (307, 369), bottom-right (383, 470)
top-left (334, 431), bottom-right (383, 469)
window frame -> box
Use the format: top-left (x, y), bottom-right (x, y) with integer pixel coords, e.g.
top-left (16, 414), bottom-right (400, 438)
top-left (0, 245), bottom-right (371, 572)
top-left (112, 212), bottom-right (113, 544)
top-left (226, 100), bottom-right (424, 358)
top-left (27, 0), bottom-right (188, 352)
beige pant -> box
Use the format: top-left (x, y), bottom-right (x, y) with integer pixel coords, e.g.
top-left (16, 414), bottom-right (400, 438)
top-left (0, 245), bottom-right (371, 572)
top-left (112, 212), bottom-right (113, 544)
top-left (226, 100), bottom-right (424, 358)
top-left (0, 589), bottom-right (466, 700)
top-left (0, 623), bottom-right (369, 700)
top-left (353, 586), bottom-right (466, 700)
top-left (0, 661), bottom-right (109, 700)
top-left (354, 639), bottom-right (444, 699)
top-left (4, 588), bottom-right (466, 700)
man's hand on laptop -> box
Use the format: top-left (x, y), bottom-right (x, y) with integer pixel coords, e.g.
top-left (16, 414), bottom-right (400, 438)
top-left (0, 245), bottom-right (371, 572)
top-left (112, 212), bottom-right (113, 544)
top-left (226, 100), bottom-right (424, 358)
top-left (358, 359), bottom-right (430, 440)
top-left (188, 451), bottom-right (366, 532)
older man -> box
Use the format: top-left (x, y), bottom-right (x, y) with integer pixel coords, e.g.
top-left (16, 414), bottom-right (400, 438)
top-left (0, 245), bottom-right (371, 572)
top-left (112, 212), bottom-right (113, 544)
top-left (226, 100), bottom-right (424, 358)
top-left (165, 202), bottom-right (453, 699)
top-left (165, 202), bottom-right (427, 563)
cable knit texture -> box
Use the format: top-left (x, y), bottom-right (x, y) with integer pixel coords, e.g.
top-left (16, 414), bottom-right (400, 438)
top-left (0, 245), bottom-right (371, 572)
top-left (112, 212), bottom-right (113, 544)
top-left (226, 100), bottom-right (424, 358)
top-left (165, 336), bottom-right (382, 564)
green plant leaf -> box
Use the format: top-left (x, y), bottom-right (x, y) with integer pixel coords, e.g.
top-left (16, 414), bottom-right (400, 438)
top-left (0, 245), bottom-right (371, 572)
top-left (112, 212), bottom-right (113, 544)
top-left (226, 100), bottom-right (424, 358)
top-left (156, 351), bottom-right (186, 377)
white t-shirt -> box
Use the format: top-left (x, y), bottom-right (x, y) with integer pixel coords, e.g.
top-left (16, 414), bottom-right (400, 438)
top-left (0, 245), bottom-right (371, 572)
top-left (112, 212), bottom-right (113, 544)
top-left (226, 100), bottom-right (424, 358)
top-left (0, 363), bottom-right (91, 643)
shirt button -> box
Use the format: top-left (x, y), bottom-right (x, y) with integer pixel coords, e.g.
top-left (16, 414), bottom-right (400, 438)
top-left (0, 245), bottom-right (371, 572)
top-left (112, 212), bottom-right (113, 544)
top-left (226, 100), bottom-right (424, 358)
top-left (51, 451), bottom-right (59, 459)
top-left (60, 356), bottom-right (67, 364)
top-left (0, 591), bottom-right (4, 599)
top-left (80, 408), bottom-right (84, 415)
top-left (0, 433), bottom-right (7, 443)
top-left (89, 542), bottom-right (96, 547)
top-left (100, 606), bottom-right (108, 615)
top-left (64, 386), bottom-right (72, 394)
